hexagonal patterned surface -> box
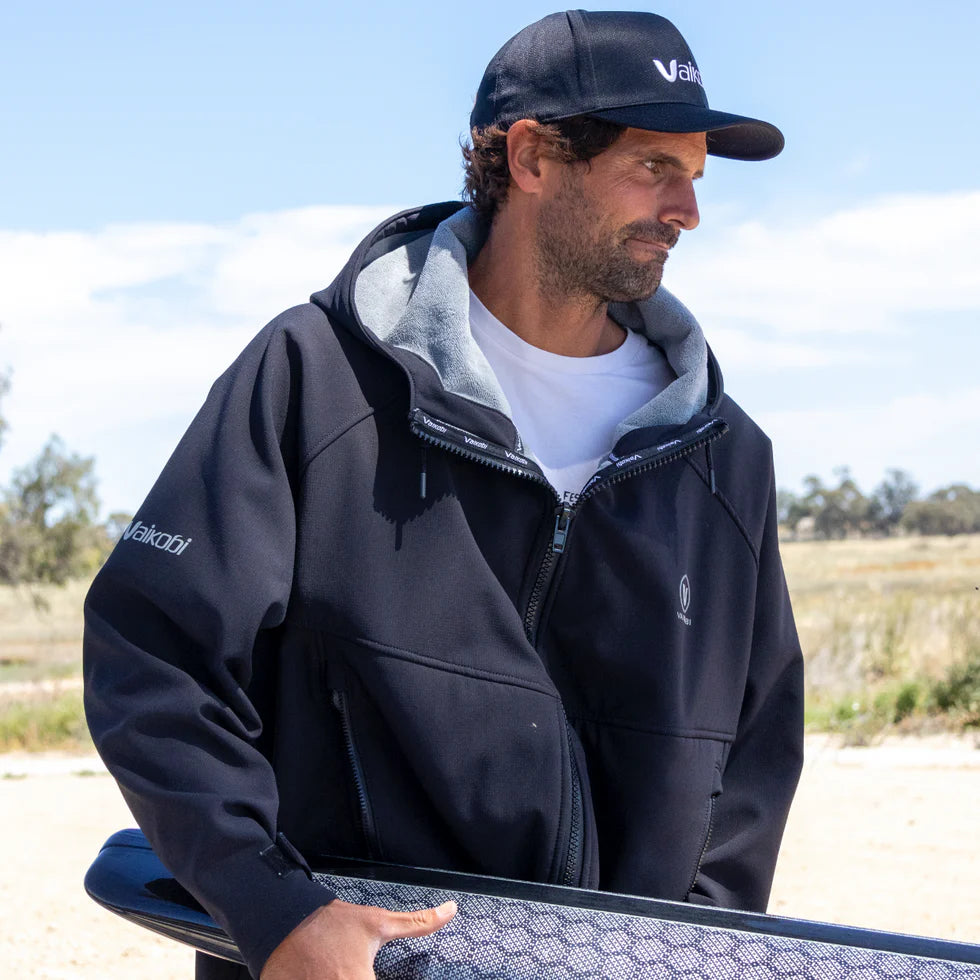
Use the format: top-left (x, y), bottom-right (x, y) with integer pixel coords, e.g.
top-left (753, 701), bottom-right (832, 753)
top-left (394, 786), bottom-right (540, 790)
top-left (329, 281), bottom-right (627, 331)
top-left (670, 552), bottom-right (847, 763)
top-left (313, 873), bottom-right (980, 980)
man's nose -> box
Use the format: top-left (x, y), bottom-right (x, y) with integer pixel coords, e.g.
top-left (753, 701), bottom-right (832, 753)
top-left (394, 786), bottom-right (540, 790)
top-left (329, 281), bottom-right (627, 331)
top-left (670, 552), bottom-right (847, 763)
top-left (658, 180), bottom-right (700, 231)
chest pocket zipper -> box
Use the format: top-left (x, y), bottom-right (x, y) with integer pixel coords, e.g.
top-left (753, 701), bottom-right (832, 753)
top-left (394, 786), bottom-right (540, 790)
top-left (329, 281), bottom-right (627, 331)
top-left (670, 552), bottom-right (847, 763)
top-left (686, 794), bottom-right (717, 897)
top-left (686, 758), bottom-right (724, 898)
top-left (562, 718), bottom-right (585, 887)
top-left (331, 690), bottom-right (383, 860)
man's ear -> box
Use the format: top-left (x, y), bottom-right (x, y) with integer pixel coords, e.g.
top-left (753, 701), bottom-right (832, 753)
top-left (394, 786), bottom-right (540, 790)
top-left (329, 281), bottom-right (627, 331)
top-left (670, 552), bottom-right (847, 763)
top-left (506, 119), bottom-right (549, 195)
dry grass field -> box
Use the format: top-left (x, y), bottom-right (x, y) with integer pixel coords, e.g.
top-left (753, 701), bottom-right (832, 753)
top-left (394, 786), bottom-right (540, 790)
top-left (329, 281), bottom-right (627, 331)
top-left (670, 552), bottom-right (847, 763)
top-left (0, 580), bottom-right (90, 752)
top-left (0, 578), bottom-right (88, 685)
top-left (781, 533), bottom-right (980, 739)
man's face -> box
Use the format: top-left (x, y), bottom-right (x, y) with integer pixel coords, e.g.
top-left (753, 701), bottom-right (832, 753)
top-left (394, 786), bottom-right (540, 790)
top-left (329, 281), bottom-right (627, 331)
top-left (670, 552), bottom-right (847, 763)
top-left (534, 128), bottom-right (706, 304)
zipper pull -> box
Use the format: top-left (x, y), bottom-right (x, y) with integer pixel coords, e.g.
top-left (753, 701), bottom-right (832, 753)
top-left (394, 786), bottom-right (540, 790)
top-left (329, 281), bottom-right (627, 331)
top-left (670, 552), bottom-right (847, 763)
top-left (552, 502), bottom-right (573, 554)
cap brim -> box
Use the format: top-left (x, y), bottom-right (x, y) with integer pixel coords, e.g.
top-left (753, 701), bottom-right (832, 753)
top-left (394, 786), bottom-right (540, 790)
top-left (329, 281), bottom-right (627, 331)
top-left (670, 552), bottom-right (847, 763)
top-left (588, 103), bottom-right (784, 161)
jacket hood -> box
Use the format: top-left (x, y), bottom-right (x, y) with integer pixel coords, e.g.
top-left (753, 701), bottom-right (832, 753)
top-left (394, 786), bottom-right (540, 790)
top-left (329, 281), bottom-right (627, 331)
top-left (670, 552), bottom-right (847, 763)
top-left (312, 203), bottom-right (723, 452)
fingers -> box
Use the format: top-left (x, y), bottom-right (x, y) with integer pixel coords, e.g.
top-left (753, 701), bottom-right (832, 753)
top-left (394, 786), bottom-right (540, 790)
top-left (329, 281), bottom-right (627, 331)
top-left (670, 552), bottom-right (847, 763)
top-left (259, 899), bottom-right (457, 979)
top-left (377, 900), bottom-right (458, 941)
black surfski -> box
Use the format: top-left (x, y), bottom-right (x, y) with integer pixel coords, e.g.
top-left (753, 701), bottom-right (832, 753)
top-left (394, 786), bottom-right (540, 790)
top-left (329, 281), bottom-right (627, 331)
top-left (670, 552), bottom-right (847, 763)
top-left (86, 829), bottom-right (980, 978)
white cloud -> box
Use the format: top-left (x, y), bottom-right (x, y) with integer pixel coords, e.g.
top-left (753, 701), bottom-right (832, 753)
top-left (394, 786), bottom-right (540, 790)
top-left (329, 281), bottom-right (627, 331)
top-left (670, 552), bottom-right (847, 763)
top-left (206, 206), bottom-right (396, 320)
top-left (0, 205), bottom-right (396, 512)
top-left (760, 387), bottom-right (980, 495)
top-left (1, 191), bottom-right (978, 514)
top-left (702, 325), bottom-right (844, 370)
top-left (663, 188), bottom-right (980, 493)
top-left (668, 188), bottom-right (980, 341)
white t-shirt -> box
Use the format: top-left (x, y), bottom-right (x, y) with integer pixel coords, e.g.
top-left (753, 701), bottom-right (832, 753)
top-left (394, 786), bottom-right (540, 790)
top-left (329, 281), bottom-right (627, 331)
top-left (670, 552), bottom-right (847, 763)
top-left (469, 290), bottom-right (675, 503)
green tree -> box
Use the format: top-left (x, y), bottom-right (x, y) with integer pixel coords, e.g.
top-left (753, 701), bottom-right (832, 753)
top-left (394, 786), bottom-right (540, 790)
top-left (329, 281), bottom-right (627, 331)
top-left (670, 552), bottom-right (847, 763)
top-left (1, 358), bottom-right (120, 584)
top-left (901, 484), bottom-right (980, 536)
top-left (870, 468), bottom-right (919, 535)
top-left (0, 435), bottom-right (103, 585)
top-left (799, 468), bottom-right (870, 539)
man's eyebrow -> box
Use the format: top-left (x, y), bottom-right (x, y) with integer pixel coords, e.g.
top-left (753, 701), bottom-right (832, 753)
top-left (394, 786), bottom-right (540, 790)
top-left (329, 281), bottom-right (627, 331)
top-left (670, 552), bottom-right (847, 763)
top-left (644, 152), bottom-right (705, 179)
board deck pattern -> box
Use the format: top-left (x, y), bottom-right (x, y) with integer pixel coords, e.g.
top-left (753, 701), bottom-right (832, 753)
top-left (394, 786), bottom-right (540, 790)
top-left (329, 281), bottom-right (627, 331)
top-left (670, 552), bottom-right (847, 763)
top-left (84, 832), bottom-right (980, 979)
top-left (317, 873), bottom-right (980, 980)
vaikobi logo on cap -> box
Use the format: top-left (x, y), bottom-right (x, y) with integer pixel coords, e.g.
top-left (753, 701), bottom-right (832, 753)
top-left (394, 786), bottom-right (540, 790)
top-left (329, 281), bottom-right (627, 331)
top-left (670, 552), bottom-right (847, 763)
top-left (653, 58), bottom-right (704, 87)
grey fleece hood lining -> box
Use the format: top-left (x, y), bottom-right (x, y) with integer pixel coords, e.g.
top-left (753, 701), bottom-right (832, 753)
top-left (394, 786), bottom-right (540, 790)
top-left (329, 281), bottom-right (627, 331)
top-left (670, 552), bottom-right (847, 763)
top-left (354, 207), bottom-right (709, 450)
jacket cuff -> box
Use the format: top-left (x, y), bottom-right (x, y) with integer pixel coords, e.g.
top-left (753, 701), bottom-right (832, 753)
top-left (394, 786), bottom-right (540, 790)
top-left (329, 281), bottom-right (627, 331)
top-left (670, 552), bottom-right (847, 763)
top-left (195, 834), bottom-right (337, 979)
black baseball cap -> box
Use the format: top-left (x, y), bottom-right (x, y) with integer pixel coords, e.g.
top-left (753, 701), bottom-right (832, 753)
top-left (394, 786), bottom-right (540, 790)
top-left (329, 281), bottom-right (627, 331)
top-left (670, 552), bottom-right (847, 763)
top-left (470, 10), bottom-right (784, 161)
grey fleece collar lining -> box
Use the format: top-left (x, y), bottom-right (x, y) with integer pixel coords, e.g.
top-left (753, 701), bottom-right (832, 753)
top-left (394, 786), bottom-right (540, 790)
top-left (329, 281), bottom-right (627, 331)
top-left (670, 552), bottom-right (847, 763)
top-left (354, 206), bottom-right (708, 445)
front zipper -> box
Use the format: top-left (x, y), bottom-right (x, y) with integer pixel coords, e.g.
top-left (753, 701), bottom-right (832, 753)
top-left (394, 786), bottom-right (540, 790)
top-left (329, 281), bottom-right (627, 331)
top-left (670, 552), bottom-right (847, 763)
top-left (522, 417), bottom-right (729, 645)
top-left (409, 407), bottom-right (728, 890)
top-left (522, 501), bottom-right (573, 644)
top-left (331, 690), bottom-right (381, 860)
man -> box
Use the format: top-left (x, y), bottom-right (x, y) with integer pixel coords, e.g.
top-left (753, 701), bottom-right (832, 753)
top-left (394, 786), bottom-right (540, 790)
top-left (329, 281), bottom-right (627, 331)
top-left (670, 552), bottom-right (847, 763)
top-left (84, 10), bottom-right (803, 980)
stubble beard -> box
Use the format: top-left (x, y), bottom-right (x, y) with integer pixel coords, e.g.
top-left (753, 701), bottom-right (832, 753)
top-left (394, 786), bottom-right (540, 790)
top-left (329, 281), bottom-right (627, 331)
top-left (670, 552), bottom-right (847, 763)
top-left (535, 170), bottom-right (679, 306)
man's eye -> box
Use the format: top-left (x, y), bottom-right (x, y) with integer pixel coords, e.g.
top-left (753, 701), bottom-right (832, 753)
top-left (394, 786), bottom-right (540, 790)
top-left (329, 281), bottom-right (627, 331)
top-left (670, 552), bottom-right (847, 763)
top-left (643, 160), bottom-right (663, 174)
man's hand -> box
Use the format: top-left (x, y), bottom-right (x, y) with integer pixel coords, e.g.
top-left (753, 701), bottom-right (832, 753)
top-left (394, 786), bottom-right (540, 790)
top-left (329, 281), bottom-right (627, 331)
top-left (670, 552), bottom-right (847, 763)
top-left (259, 897), bottom-right (457, 979)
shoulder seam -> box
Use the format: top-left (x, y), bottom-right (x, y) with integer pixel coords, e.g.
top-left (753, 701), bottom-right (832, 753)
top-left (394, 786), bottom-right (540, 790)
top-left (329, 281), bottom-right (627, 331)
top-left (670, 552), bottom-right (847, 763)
top-left (299, 393), bottom-right (402, 479)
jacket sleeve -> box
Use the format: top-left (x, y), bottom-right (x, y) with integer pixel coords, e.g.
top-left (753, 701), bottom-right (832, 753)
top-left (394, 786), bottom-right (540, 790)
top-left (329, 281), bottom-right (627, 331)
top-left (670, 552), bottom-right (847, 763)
top-left (83, 315), bottom-right (335, 979)
top-left (688, 474), bottom-right (805, 912)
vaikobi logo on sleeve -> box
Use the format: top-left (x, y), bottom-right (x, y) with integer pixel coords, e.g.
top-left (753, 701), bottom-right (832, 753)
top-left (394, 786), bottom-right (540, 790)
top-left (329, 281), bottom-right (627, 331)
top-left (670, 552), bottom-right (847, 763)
top-left (122, 520), bottom-right (192, 556)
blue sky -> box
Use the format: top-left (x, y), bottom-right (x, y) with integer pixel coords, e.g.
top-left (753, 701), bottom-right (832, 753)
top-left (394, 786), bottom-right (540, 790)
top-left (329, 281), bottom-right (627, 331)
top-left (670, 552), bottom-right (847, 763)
top-left (1, 1), bottom-right (978, 515)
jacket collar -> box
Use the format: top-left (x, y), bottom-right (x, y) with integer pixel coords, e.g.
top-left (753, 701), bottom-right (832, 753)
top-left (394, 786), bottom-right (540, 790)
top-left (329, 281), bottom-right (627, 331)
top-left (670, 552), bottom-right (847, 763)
top-left (312, 203), bottom-right (723, 452)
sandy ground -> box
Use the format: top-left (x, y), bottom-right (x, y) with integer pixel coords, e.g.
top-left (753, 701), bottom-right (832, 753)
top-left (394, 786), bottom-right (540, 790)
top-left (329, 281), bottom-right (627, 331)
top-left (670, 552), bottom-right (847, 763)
top-left (1, 735), bottom-right (978, 979)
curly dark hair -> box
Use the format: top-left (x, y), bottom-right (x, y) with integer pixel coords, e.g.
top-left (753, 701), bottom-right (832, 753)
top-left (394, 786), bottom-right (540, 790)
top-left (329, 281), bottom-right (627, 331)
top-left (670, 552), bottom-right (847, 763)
top-left (461, 115), bottom-right (626, 218)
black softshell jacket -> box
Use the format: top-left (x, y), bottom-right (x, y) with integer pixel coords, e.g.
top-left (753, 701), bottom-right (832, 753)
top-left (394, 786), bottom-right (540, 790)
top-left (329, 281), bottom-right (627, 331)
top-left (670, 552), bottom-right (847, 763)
top-left (84, 202), bottom-right (804, 980)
